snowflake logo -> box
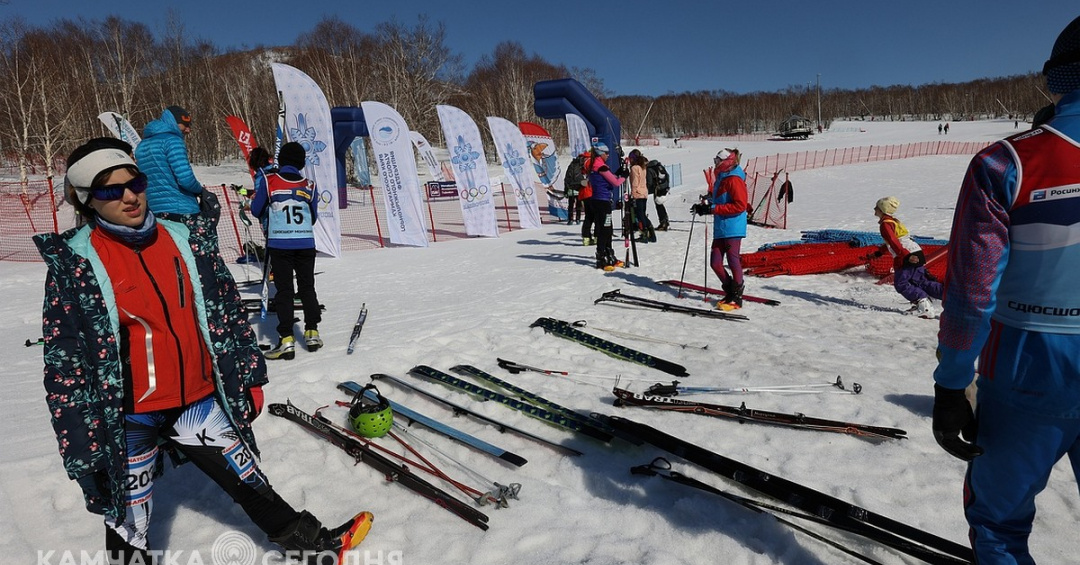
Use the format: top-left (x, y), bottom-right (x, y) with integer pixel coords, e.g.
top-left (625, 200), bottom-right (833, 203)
top-left (502, 143), bottom-right (526, 176)
top-left (451, 135), bottom-right (480, 172)
top-left (288, 113), bottom-right (327, 166)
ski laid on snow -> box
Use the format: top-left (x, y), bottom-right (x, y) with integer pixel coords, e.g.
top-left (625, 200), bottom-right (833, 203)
top-left (267, 402), bottom-right (490, 530)
top-left (529, 317), bottom-right (690, 377)
top-left (347, 304), bottom-right (368, 354)
top-left (370, 373), bottom-right (583, 456)
top-left (337, 381), bottom-right (527, 467)
top-left (241, 297), bottom-right (326, 314)
top-left (449, 365), bottom-right (632, 443)
top-left (612, 387), bottom-right (906, 440)
top-left (594, 289), bottom-right (749, 321)
top-left (657, 279), bottom-right (781, 306)
top-left (595, 414), bottom-right (972, 564)
top-left (408, 365), bottom-right (614, 443)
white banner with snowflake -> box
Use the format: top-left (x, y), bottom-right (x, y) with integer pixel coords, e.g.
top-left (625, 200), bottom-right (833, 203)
top-left (487, 117), bottom-right (542, 230)
top-left (361, 101), bottom-right (430, 247)
top-left (271, 63), bottom-right (340, 257)
top-left (435, 105), bottom-right (499, 238)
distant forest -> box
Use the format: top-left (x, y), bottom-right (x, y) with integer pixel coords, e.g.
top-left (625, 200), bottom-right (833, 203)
top-left (0, 14), bottom-right (1053, 178)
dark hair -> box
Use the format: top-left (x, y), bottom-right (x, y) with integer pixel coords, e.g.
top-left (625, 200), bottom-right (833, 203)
top-left (248, 147), bottom-right (271, 170)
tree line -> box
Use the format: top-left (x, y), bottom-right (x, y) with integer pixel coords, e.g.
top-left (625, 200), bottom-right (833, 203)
top-left (0, 14), bottom-right (1051, 182)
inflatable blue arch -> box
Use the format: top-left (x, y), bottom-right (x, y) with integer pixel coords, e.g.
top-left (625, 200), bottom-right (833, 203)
top-left (533, 78), bottom-right (621, 171)
top-left (330, 106), bottom-right (369, 208)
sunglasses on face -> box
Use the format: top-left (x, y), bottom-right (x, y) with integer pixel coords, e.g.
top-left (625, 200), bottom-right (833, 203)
top-left (91, 173), bottom-right (148, 201)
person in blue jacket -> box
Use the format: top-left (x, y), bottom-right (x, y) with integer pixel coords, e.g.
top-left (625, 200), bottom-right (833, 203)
top-left (933, 15), bottom-right (1080, 564)
top-left (134, 106), bottom-right (204, 221)
top-left (693, 148), bottom-right (748, 310)
top-left (250, 142), bottom-right (322, 359)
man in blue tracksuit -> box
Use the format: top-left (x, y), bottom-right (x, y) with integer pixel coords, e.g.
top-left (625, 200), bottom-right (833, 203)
top-left (932, 15), bottom-right (1080, 564)
top-left (135, 106), bottom-right (203, 220)
top-left (250, 142), bottom-right (322, 359)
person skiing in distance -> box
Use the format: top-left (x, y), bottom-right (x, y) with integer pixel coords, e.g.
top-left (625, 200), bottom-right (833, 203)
top-left (34, 138), bottom-right (371, 565)
top-left (692, 148), bottom-right (748, 310)
top-left (135, 106), bottom-right (204, 224)
top-left (933, 15), bottom-right (1080, 563)
top-left (585, 141), bottom-right (628, 270)
top-left (872, 196), bottom-right (942, 318)
top-left (251, 142), bottom-right (323, 358)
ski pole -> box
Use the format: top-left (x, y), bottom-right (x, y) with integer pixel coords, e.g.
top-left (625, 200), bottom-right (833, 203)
top-left (677, 210), bottom-right (697, 299)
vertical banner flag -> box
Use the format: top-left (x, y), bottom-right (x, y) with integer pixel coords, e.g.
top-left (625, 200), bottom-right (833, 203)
top-left (436, 105), bottom-right (499, 238)
top-left (225, 116), bottom-right (258, 178)
top-left (518, 121), bottom-right (564, 220)
top-left (488, 117), bottom-right (542, 229)
top-left (271, 62), bottom-right (340, 257)
top-left (518, 122), bottom-right (560, 187)
top-left (361, 101), bottom-right (430, 247)
top-left (349, 137), bottom-right (372, 187)
top-left (565, 113), bottom-right (591, 158)
top-left (409, 131), bottom-right (445, 181)
top-left (98, 112), bottom-right (142, 148)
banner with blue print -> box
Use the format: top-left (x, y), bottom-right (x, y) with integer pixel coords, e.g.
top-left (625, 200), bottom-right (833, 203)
top-left (361, 101), bottom-right (430, 247)
top-left (436, 104), bottom-right (499, 238)
top-left (409, 131), bottom-right (445, 182)
top-left (487, 116), bottom-right (542, 230)
top-left (270, 63), bottom-right (341, 257)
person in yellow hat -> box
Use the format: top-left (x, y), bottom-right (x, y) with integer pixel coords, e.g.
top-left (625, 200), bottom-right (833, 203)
top-left (873, 195), bottom-right (942, 318)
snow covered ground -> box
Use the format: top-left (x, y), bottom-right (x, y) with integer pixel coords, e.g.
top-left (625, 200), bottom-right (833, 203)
top-left (5, 119), bottom-right (1075, 565)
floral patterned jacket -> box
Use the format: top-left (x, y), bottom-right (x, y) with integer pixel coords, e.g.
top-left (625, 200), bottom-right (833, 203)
top-left (33, 192), bottom-right (267, 521)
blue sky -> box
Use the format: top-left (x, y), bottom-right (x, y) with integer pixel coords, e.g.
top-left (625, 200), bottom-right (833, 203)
top-left (4, 1), bottom-right (1073, 96)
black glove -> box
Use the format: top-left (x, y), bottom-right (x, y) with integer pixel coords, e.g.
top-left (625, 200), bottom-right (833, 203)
top-left (691, 203), bottom-right (711, 216)
top-left (615, 165), bottom-right (630, 178)
top-left (932, 384), bottom-right (983, 461)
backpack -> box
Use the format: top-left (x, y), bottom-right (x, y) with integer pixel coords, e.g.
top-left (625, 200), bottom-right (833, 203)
top-left (564, 155), bottom-right (586, 197)
top-left (647, 160), bottom-right (670, 196)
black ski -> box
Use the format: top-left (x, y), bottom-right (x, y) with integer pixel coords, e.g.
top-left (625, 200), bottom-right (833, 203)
top-left (612, 387), bottom-right (906, 440)
top-left (370, 373), bottom-right (583, 456)
top-left (595, 414), bottom-right (972, 564)
top-left (449, 364), bottom-right (637, 444)
top-left (268, 402), bottom-right (490, 530)
top-left (632, 457), bottom-right (883, 564)
top-left (408, 365), bottom-right (613, 443)
top-left (529, 317), bottom-right (690, 377)
top-left (594, 289), bottom-right (749, 321)
top-left (347, 303), bottom-right (368, 354)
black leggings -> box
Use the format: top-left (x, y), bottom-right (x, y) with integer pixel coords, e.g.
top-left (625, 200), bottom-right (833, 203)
top-left (269, 247), bottom-right (321, 337)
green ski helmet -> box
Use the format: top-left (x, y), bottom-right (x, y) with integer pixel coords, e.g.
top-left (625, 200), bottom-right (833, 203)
top-left (348, 383), bottom-right (393, 438)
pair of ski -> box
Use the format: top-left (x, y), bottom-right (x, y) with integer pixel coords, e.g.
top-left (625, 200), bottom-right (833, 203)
top-left (612, 387), bottom-right (905, 440)
top-left (268, 402), bottom-right (491, 530)
top-left (409, 365), bottom-right (621, 444)
top-left (601, 414), bottom-right (971, 564)
top-left (594, 289), bottom-right (749, 321)
top-left (658, 279), bottom-right (781, 306)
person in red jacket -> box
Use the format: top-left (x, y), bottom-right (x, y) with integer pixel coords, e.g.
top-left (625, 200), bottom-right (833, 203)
top-left (874, 196), bottom-right (942, 318)
top-left (37, 138), bottom-right (371, 564)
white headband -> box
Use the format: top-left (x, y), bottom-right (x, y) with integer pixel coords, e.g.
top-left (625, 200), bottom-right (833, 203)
top-left (65, 148), bottom-right (137, 203)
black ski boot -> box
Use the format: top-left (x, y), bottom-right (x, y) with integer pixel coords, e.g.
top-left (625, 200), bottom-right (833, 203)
top-left (718, 282), bottom-right (744, 311)
top-left (270, 510), bottom-right (374, 564)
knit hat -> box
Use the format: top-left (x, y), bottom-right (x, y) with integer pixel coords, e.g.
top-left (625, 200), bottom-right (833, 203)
top-left (166, 105), bottom-right (192, 127)
top-left (65, 138), bottom-right (138, 205)
top-left (876, 196), bottom-right (900, 215)
top-left (714, 148), bottom-right (739, 172)
top-left (1045, 15), bottom-right (1080, 94)
top-left (592, 141), bottom-right (610, 154)
top-left (278, 142), bottom-right (306, 169)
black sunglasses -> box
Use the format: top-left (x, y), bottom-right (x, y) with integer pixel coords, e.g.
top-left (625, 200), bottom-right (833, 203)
top-left (91, 173), bottom-right (148, 201)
